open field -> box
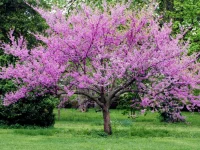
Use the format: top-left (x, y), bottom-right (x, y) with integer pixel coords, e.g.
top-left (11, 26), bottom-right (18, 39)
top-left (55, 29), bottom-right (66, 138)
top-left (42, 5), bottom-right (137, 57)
top-left (0, 109), bottom-right (200, 150)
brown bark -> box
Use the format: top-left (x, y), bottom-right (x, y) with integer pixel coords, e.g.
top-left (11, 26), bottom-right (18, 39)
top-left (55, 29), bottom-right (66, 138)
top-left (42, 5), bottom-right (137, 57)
top-left (102, 105), bottom-right (112, 135)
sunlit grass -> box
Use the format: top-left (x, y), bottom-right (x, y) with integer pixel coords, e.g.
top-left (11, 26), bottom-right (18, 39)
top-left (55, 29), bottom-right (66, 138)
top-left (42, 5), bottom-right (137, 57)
top-left (0, 109), bottom-right (200, 150)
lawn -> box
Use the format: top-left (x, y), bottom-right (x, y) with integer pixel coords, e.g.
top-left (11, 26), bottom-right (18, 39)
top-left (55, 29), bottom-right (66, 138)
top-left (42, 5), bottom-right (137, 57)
top-left (0, 109), bottom-right (200, 150)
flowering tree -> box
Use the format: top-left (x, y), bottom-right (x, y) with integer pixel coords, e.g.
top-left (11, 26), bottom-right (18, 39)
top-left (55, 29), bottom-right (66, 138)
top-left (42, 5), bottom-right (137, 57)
top-left (0, 2), bottom-right (199, 134)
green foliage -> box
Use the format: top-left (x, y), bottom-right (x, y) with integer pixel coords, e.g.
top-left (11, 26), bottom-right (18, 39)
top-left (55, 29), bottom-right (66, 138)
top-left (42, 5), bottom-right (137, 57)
top-left (0, 95), bottom-right (59, 127)
top-left (0, 80), bottom-right (16, 94)
top-left (118, 92), bottom-right (142, 118)
top-left (118, 93), bottom-right (134, 109)
top-left (194, 89), bottom-right (200, 96)
top-left (158, 0), bottom-right (200, 54)
top-left (0, 0), bottom-right (48, 62)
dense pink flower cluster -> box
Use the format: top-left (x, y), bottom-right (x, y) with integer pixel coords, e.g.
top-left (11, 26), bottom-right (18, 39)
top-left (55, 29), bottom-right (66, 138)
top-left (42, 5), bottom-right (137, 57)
top-left (0, 2), bottom-right (199, 118)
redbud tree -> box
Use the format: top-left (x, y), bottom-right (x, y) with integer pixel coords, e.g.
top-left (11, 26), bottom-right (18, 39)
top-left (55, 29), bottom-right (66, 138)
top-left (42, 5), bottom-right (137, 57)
top-left (0, 2), bottom-right (199, 134)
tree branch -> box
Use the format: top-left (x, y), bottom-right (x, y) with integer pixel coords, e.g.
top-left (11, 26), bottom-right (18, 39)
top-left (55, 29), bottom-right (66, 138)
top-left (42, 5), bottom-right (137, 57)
top-left (110, 88), bottom-right (146, 104)
top-left (74, 90), bottom-right (103, 107)
top-left (108, 79), bottom-right (136, 101)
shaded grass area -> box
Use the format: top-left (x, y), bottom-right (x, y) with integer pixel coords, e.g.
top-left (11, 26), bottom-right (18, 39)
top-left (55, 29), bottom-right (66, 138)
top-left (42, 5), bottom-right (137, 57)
top-left (0, 109), bottom-right (200, 150)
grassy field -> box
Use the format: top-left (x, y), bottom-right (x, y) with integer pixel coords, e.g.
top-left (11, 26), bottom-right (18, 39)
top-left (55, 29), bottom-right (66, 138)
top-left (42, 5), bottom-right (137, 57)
top-left (0, 109), bottom-right (200, 150)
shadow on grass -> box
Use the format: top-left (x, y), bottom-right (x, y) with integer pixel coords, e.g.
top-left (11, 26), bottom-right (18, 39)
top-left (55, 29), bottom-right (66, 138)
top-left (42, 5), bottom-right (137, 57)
top-left (12, 128), bottom-right (109, 137)
top-left (13, 128), bottom-right (62, 136)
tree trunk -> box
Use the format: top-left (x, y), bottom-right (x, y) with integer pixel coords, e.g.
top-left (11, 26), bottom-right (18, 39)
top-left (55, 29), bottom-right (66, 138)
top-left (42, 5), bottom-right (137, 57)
top-left (102, 105), bottom-right (112, 135)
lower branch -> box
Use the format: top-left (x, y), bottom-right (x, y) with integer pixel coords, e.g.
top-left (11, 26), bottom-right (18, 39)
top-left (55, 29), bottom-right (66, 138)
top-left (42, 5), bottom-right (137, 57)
top-left (74, 90), bottom-right (103, 107)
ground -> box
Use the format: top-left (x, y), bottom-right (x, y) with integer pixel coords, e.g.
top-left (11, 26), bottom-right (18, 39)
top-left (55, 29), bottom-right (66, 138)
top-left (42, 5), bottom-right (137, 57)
top-left (0, 109), bottom-right (200, 150)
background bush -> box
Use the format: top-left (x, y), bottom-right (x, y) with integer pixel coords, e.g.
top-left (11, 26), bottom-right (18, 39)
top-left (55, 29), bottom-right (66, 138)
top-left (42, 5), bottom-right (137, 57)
top-left (0, 95), bottom-right (59, 127)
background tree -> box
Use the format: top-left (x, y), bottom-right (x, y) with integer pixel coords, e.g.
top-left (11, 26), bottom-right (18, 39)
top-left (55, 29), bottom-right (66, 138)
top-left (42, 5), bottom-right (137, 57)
top-left (0, 2), bottom-right (199, 134)
top-left (0, 0), bottom-right (58, 126)
top-left (0, 0), bottom-right (49, 94)
top-left (158, 0), bottom-right (200, 54)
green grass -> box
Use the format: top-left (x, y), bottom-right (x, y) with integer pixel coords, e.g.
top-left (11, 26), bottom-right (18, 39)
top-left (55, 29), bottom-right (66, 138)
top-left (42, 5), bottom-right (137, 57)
top-left (0, 109), bottom-right (200, 150)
